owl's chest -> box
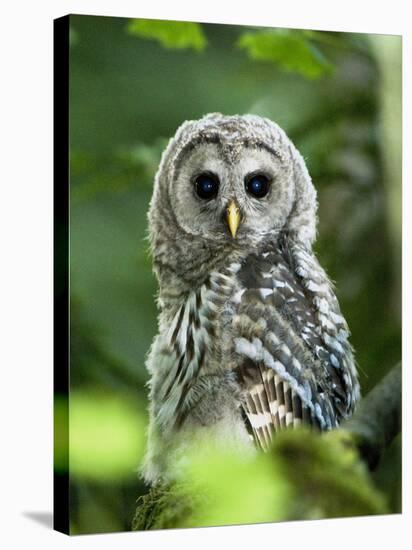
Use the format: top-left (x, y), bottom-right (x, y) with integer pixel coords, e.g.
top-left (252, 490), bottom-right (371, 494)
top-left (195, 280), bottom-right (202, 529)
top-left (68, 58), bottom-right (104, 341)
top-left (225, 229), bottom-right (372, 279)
top-left (215, 299), bottom-right (239, 364)
top-left (163, 265), bottom-right (241, 369)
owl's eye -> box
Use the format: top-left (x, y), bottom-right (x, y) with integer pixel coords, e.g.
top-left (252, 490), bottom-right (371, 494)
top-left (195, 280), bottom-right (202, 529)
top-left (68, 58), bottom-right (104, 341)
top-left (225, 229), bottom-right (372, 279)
top-left (194, 173), bottom-right (219, 200)
top-left (245, 173), bottom-right (270, 198)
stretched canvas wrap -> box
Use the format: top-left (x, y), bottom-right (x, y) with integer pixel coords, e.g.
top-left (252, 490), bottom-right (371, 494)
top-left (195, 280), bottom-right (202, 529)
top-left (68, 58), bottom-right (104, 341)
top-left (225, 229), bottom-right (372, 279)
top-left (54, 14), bottom-right (402, 535)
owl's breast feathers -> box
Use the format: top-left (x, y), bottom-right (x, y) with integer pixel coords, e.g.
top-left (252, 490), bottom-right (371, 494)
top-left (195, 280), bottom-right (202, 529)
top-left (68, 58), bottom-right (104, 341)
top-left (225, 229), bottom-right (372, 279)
top-left (155, 237), bottom-right (359, 447)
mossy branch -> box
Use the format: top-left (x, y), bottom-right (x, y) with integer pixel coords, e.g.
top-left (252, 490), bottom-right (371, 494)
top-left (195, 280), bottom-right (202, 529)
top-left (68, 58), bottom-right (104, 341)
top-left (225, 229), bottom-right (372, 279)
top-left (133, 364), bottom-right (401, 530)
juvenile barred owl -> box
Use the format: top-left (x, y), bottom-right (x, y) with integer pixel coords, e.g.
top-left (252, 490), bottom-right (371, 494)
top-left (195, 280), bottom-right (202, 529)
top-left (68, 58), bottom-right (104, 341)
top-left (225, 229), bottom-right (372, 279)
top-left (143, 113), bottom-right (360, 484)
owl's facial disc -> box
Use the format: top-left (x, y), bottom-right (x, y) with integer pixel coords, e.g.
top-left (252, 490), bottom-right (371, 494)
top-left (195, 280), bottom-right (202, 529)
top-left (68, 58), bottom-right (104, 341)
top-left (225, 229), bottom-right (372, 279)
top-left (171, 141), bottom-right (294, 244)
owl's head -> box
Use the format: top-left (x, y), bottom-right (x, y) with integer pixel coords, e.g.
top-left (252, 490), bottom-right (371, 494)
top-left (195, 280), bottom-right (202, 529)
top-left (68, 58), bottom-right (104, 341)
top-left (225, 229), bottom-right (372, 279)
top-left (149, 113), bottom-right (317, 293)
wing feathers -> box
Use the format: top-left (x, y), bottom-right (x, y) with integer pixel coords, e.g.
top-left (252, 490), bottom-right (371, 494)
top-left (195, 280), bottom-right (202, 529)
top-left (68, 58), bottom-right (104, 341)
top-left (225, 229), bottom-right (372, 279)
top-left (237, 356), bottom-right (318, 449)
top-left (233, 238), bottom-right (359, 446)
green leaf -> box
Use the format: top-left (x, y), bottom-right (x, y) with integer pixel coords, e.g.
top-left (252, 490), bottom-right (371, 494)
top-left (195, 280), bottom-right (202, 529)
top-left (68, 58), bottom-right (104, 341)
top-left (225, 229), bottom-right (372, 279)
top-left (127, 19), bottom-right (207, 51)
top-left (237, 29), bottom-right (333, 79)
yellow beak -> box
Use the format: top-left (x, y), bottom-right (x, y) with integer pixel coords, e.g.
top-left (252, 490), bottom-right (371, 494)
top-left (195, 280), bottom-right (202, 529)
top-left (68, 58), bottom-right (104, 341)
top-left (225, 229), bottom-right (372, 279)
top-left (226, 200), bottom-right (241, 238)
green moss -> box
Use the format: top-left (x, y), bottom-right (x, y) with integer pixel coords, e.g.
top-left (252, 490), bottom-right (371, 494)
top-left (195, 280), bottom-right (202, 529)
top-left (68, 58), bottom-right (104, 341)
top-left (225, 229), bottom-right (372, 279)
top-left (273, 429), bottom-right (388, 520)
top-left (132, 484), bottom-right (199, 530)
top-left (133, 428), bottom-right (387, 530)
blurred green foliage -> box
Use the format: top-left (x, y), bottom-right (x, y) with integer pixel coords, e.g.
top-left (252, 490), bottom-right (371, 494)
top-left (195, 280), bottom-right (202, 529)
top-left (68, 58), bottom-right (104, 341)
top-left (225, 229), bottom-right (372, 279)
top-left (134, 429), bottom-right (387, 530)
top-left (69, 392), bottom-right (146, 482)
top-left (126, 19), bottom-right (207, 51)
top-left (65, 15), bottom-right (401, 534)
top-left (54, 396), bottom-right (68, 473)
top-left (237, 29), bottom-right (333, 78)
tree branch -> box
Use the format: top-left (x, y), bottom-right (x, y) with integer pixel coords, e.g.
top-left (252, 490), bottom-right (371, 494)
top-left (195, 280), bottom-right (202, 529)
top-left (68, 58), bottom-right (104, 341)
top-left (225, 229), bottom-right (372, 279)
top-left (342, 362), bottom-right (401, 469)
top-left (133, 363), bottom-right (401, 530)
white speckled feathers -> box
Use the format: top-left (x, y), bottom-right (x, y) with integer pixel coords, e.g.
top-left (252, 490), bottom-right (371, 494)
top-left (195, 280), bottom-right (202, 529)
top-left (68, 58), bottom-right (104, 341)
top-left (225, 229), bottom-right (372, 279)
top-left (232, 236), bottom-right (359, 448)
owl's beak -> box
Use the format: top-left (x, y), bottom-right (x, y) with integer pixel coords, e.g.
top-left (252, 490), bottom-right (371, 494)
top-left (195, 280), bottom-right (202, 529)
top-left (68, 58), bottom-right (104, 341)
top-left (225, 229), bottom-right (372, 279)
top-left (226, 200), bottom-right (241, 238)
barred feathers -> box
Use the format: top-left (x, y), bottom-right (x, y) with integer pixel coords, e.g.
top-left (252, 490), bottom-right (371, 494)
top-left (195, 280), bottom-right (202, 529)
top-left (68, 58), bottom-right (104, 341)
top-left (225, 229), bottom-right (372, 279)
top-left (154, 236), bottom-right (359, 450)
top-left (155, 267), bottom-right (237, 429)
top-left (233, 236), bottom-right (359, 449)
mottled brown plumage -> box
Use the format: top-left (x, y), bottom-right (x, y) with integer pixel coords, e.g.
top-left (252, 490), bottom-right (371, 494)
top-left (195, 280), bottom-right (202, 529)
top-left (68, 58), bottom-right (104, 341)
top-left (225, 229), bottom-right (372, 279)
top-left (143, 113), bottom-right (360, 484)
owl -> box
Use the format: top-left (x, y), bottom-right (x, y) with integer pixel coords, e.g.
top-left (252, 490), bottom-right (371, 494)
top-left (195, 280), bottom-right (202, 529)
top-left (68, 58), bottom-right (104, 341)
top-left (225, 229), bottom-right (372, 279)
top-left (142, 113), bottom-right (360, 484)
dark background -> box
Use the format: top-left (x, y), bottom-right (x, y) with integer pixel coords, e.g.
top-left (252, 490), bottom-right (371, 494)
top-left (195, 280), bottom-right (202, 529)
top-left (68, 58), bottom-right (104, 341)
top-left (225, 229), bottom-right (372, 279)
top-left (64, 15), bottom-right (401, 534)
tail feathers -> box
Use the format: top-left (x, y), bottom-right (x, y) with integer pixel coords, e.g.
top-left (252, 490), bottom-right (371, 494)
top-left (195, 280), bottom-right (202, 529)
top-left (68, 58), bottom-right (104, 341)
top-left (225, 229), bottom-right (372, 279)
top-left (240, 364), bottom-right (319, 450)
